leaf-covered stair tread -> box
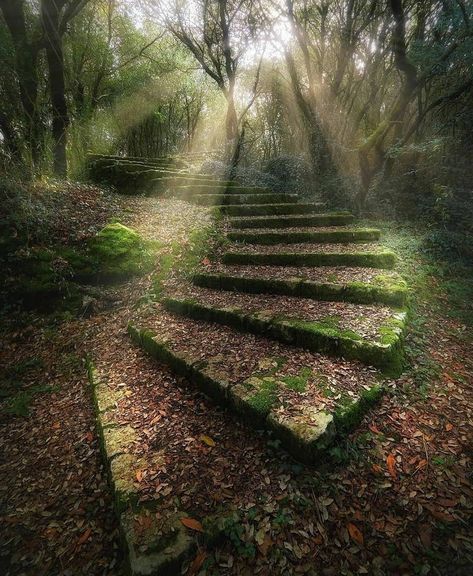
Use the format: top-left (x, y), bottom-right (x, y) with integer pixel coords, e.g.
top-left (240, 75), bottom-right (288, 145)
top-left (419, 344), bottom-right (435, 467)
top-left (128, 309), bottom-right (385, 462)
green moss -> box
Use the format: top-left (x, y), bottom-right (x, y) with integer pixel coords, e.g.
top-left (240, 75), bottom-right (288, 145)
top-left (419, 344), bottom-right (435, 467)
top-left (217, 203), bottom-right (325, 217)
top-left (227, 228), bottom-right (381, 245)
top-left (245, 378), bottom-right (279, 416)
top-left (162, 297), bottom-right (405, 373)
top-left (229, 213), bottom-right (354, 229)
top-left (279, 367), bottom-right (312, 392)
top-left (334, 385), bottom-right (384, 432)
top-left (222, 250), bottom-right (397, 269)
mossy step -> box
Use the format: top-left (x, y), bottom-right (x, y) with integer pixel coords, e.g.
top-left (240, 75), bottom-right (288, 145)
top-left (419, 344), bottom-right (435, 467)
top-left (229, 213), bottom-right (354, 229)
top-left (87, 360), bottom-right (198, 575)
top-left (227, 228), bottom-right (381, 245)
top-left (128, 326), bottom-right (385, 464)
top-left (192, 193), bottom-right (299, 206)
top-left (223, 250), bottom-right (397, 269)
top-left (193, 273), bottom-right (408, 307)
top-left (216, 203), bottom-right (326, 217)
top-left (161, 298), bottom-right (406, 375)
top-left (169, 184), bottom-right (272, 195)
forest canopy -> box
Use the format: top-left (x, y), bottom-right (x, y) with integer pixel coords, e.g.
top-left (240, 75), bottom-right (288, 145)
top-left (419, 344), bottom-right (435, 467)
top-left (1, 0), bottom-right (472, 258)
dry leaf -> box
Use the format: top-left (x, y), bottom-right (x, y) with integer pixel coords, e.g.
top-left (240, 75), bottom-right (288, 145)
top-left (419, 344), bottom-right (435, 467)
top-left (368, 423), bottom-right (381, 434)
top-left (371, 464), bottom-right (383, 475)
top-left (188, 550), bottom-right (207, 575)
top-left (76, 528), bottom-right (91, 548)
top-left (445, 423), bottom-right (453, 432)
top-left (200, 434), bottom-right (215, 447)
top-left (181, 517), bottom-right (203, 532)
top-left (387, 454), bottom-right (397, 479)
top-left (347, 522), bottom-right (364, 546)
top-left (201, 257), bottom-right (211, 266)
top-left (136, 469), bottom-right (143, 482)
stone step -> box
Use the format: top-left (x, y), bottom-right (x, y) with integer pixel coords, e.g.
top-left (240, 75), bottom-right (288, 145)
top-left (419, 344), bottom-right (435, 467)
top-left (217, 203), bottom-right (326, 217)
top-left (191, 193), bottom-right (299, 206)
top-left (227, 228), bottom-right (381, 245)
top-left (169, 184), bottom-right (272, 196)
top-left (160, 297), bottom-right (406, 374)
top-left (229, 213), bottom-right (354, 229)
top-left (192, 272), bottom-right (408, 307)
top-left (222, 250), bottom-right (397, 269)
top-left (128, 318), bottom-right (384, 465)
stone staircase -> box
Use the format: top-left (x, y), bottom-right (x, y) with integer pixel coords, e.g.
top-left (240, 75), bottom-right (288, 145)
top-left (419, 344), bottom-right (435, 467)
top-left (130, 180), bottom-right (408, 464)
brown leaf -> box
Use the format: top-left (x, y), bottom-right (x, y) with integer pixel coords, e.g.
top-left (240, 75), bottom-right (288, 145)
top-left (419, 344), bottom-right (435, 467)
top-left (445, 423), bottom-right (453, 432)
top-left (368, 423), bottom-right (381, 434)
top-left (76, 528), bottom-right (91, 548)
top-left (386, 454), bottom-right (397, 479)
top-left (347, 522), bottom-right (364, 546)
top-left (371, 464), bottom-right (383, 475)
top-left (258, 534), bottom-right (273, 557)
top-left (418, 524), bottom-right (432, 549)
top-left (136, 469), bottom-right (143, 482)
top-left (181, 517), bottom-right (203, 532)
top-left (201, 257), bottom-right (211, 266)
top-left (188, 550), bottom-right (207, 575)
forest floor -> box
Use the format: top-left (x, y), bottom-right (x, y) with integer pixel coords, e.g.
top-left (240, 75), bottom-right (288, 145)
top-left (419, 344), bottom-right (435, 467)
top-left (1, 182), bottom-right (472, 576)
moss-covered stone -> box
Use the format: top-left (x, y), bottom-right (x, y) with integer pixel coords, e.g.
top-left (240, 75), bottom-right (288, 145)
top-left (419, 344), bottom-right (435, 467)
top-left (193, 272), bottom-right (407, 306)
top-left (334, 385), bottom-right (384, 432)
top-left (161, 297), bottom-right (406, 374)
top-left (192, 193), bottom-right (298, 206)
top-left (222, 250), bottom-right (397, 269)
top-left (102, 425), bottom-right (137, 461)
top-left (267, 407), bottom-right (335, 463)
top-left (227, 228), bottom-right (381, 245)
top-left (229, 213), bottom-right (354, 229)
top-left (216, 202), bottom-right (325, 217)
top-left (120, 510), bottom-right (196, 576)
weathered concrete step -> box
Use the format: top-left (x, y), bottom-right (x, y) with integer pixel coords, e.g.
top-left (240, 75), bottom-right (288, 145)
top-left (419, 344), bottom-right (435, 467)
top-left (192, 193), bottom-right (299, 206)
top-left (193, 273), bottom-right (408, 307)
top-left (170, 184), bottom-right (272, 195)
top-left (222, 250), bottom-right (397, 269)
top-left (229, 213), bottom-right (354, 229)
top-left (161, 297), bottom-right (406, 374)
top-left (216, 203), bottom-right (326, 217)
top-left (87, 361), bottom-right (198, 575)
top-left (128, 324), bottom-right (385, 465)
top-left (227, 228), bottom-right (381, 245)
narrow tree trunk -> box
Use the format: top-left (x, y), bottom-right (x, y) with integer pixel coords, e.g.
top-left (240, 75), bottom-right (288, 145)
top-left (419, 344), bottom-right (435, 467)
top-left (42, 0), bottom-right (69, 176)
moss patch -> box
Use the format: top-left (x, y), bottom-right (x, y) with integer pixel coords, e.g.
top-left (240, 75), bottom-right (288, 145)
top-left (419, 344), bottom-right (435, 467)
top-left (193, 272), bottom-right (407, 306)
top-left (227, 228), bottom-right (381, 245)
top-left (216, 203), bottom-right (325, 217)
top-left (229, 213), bottom-right (354, 229)
top-left (222, 250), bottom-right (397, 269)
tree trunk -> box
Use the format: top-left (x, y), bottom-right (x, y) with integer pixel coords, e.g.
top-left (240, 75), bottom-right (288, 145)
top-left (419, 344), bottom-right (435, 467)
top-left (42, 0), bottom-right (69, 176)
top-left (0, 0), bottom-right (41, 165)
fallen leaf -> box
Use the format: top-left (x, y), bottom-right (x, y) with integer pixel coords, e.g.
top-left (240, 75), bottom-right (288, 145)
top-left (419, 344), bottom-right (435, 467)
top-left (76, 528), bottom-right (91, 548)
top-left (258, 534), bottom-right (272, 556)
top-left (371, 464), bottom-right (383, 475)
top-left (136, 469), bottom-right (143, 482)
top-left (201, 257), bottom-right (211, 266)
top-left (369, 423), bottom-right (381, 434)
top-left (85, 431), bottom-right (94, 443)
top-left (188, 550), bottom-right (207, 575)
top-left (181, 517), bottom-right (203, 532)
top-left (418, 524), bottom-right (432, 548)
top-left (347, 522), bottom-right (364, 546)
top-left (387, 454), bottom-right (397, 479)
top-left (200, 434), bottom-right (215, 447)
top-left (52, 422), bottom-right (61, 429)
top-left (445, 423), bottom-right (453, 432)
